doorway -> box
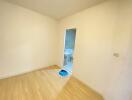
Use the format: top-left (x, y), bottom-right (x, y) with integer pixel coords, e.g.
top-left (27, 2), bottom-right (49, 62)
top-left (62, 28), bottom-right (76, 74)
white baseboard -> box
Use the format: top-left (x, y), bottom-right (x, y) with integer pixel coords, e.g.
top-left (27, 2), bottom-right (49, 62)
top-left (0, 66), bottom-right (45, 80)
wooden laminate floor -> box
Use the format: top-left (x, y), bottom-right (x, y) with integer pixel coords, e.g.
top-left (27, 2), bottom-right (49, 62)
top-left (0, 66), bottom-right (103, 100)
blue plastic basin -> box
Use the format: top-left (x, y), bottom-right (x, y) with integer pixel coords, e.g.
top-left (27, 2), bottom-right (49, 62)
top-left (59, 70), bottom-right (68, 77)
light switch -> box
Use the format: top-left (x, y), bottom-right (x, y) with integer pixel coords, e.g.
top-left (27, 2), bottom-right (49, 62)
top-left (113, 53), bottom-right (119, 57)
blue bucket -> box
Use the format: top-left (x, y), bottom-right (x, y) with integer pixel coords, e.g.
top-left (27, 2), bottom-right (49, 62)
top-left (59, 70), bottom-right (69, 77)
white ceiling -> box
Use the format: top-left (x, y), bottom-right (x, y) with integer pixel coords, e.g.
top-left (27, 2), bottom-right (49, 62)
top-left (5, 0), bottom-right (106, 19)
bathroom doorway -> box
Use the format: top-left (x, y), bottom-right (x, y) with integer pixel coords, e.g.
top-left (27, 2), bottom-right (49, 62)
top-left (63, 28), bottom-right (76, 74)
top-left (59, 28), bottom-right (76, 77)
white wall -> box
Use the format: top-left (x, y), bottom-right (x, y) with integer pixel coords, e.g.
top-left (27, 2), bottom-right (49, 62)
top-left (59, 0), bottom-right (132, 100)
top-left (0, 1), bottom-right (59, 79)
top-left (106, 0), bottom-right (132, 100)
top-left (59, 0), bottom-right (118, 96)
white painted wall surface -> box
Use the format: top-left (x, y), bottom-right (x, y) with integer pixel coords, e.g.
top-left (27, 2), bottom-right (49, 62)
top-left (0, 1), bottom-right (59, 79)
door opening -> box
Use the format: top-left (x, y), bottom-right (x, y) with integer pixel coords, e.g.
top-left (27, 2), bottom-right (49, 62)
top-left (59, 28), bottom-right (76, 77)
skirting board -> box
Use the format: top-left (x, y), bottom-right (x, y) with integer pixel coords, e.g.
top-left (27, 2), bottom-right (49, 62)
top-left (0, 65), bottom-right (57, 80)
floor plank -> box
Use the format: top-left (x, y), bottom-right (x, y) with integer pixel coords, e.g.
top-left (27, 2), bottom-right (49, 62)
top-left (0, 66), bottom-right (103, 100)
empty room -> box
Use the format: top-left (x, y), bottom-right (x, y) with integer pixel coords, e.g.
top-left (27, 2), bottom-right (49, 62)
top-left (0, 0), bottom-right (132, 100)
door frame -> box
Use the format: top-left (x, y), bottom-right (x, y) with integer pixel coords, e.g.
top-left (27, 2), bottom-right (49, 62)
top-left (62, 28), bottom-right (76, 67)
